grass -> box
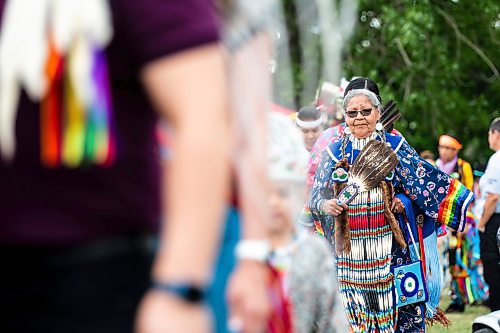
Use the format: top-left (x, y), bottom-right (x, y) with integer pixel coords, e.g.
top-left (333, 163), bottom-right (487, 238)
top-left (427, 292), bottom-right (491, 333)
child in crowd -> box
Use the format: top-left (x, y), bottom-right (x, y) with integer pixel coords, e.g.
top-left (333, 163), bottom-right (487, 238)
top-left (266, 112), bottom-right (347, 332)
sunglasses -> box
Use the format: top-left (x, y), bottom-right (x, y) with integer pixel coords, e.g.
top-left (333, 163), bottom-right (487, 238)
top-left (345, 108), bottom-right (373, 118)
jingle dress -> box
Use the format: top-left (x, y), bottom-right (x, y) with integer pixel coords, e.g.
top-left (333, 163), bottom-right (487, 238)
top-left (310, 131), bottom-right (473, 332)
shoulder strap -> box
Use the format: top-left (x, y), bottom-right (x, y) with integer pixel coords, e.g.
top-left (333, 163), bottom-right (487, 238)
top-left (416, 216), bottom-right (426, 279)
top-left (402, 214), bottom-right (421, 261)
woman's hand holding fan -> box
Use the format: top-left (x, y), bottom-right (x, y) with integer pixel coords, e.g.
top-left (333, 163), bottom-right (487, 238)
top-left (322, 199), bottom-right (348, 216)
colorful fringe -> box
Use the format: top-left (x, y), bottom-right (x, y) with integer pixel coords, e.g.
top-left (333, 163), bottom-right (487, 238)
top-left (437, 179), bottom-right (473, 232)
top-left (396, 193), bottom-right (445, 325)
top-left (449, 210), bottom-right (489, 306)
top-left (313, 220), bottom-right (325, 237)
top-left (426, 307), bottom-right (451, 328)
top-left (300, 205), bottom-right (314, 227)
top-left (337, 187), bottom-right (395, 332)
top-left (407, 227), bottom-right (442, 319)
top-left (40, 37), bottom-right (115, 168)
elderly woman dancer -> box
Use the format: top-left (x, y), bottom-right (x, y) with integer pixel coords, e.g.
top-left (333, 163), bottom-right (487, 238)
top-left (310, 78), bottom-right (473, 332)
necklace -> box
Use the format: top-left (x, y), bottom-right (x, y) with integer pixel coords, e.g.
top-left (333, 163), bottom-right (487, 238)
top-left (349, 132), bottom-right (377, 150)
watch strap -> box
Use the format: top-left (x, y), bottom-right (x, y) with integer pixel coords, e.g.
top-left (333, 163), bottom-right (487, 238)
top-left (152, 281), bottom-right (207, 304)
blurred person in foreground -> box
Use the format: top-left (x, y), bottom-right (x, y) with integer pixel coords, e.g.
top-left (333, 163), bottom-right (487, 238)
top-left (310, 77), bottom-right (473, 332)
top-left (476, 117), bottom-right (500, 312)
top-left (0, 1), bottom-right (269, 332)
top-left (295, 106), bottom-right (324, 153)
top-left (267, 112), bottom-right (347, 332)
top-left (435, 134), bottom-right (475, 313)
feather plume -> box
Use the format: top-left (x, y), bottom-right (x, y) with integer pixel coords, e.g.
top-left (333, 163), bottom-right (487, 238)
top-left (349, 140), bottom-right (399, 193)
top-left (426, 307), bottom-right (452, 328)
top-left (380, 100), bottom-right (400, 132)
top-left (380, 181), bottom-right (406, 248)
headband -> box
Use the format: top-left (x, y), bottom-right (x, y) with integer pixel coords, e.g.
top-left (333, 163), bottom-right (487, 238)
top-left (269, 112), bottom-right (308, 182)
top-left (439, 135), bottom-right (462, 150)
top-left (342, 88), bottom-right (381, 111)
top-left (296, 117), bottom-right (323, 129)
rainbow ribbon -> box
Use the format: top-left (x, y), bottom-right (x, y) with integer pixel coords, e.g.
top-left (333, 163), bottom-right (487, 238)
top-left (438, 179), bottom-right (474, 232)
top-left (41, 37), bottom-right (115, 168)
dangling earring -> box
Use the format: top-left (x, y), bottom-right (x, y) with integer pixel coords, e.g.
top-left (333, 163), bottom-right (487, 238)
top-left (344, 126), bottom-right (351, 135)
top-left (375, 122), bottom-right (383, 131)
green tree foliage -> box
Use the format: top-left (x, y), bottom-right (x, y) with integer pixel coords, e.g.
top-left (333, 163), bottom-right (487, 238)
top-left (286, 0), bottom-right (500, 165)
top-left (345, 0), bottom-right (500, 165)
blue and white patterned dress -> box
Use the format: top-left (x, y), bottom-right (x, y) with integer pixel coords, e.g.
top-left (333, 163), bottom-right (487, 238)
top-left (309, 130), bottom-right (473, 332)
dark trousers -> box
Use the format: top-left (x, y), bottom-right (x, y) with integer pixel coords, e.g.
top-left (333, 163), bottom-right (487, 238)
top-left (0, 234), bottom-right (154, 333)
top-left (480, 214), bottom-right (500, 311)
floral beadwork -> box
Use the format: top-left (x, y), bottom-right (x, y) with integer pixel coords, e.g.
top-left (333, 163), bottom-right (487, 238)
top-left (332, 167), bottom-right (348, 183)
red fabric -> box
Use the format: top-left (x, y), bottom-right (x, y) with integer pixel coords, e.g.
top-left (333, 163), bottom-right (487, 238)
top-left (267, 265), bottom-right (293, 333)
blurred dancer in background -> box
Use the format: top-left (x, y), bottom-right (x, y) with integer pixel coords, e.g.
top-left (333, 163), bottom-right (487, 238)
top-left (299, 82), bottom-right (346, 231)
top-left (435, 134), bottom-right (475, 313)
top-left (436, 134), bottom-right (473, 190)
top-left (295, 106), bottom-right (324, 153)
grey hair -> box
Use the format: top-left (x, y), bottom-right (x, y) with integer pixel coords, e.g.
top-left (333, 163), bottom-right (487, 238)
top-left (342, 89), bottom-right (381, 111)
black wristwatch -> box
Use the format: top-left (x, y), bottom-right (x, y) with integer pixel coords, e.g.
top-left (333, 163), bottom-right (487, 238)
top-left (152, 281), bottom-right (207, 304)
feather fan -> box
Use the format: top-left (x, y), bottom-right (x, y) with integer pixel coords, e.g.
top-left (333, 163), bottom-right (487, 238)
top-left (337, 140), bottom-right (398, 205)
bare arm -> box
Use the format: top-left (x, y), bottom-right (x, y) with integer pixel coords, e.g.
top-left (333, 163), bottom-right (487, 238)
top-left (136, 43), bottom-right (229, 333)
top-left (142, 43), bottom-right (229, 284)
top-left (478, 192), bottom-right (499, 232)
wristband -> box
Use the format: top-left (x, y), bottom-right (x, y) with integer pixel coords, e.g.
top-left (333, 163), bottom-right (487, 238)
top-left (152, 281), bottom-right (207, 303)
top-left (235, 239), bottom-right (270, 263)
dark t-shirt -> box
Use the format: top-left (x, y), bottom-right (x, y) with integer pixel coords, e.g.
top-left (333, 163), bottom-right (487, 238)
top-left (0, 0), bottom-right (220, 246)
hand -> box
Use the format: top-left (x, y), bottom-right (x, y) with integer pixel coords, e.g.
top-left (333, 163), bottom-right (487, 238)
top-left (227, 260), bottom-right (271, 333)
top-left (391, 197), bottom-right (405, 214)
top-left (477, 221), bottom-right (486, 233)
top-left (136, 289), bottom-right (211, 333)
top-left (322, 199), bottom-right (348, 216)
